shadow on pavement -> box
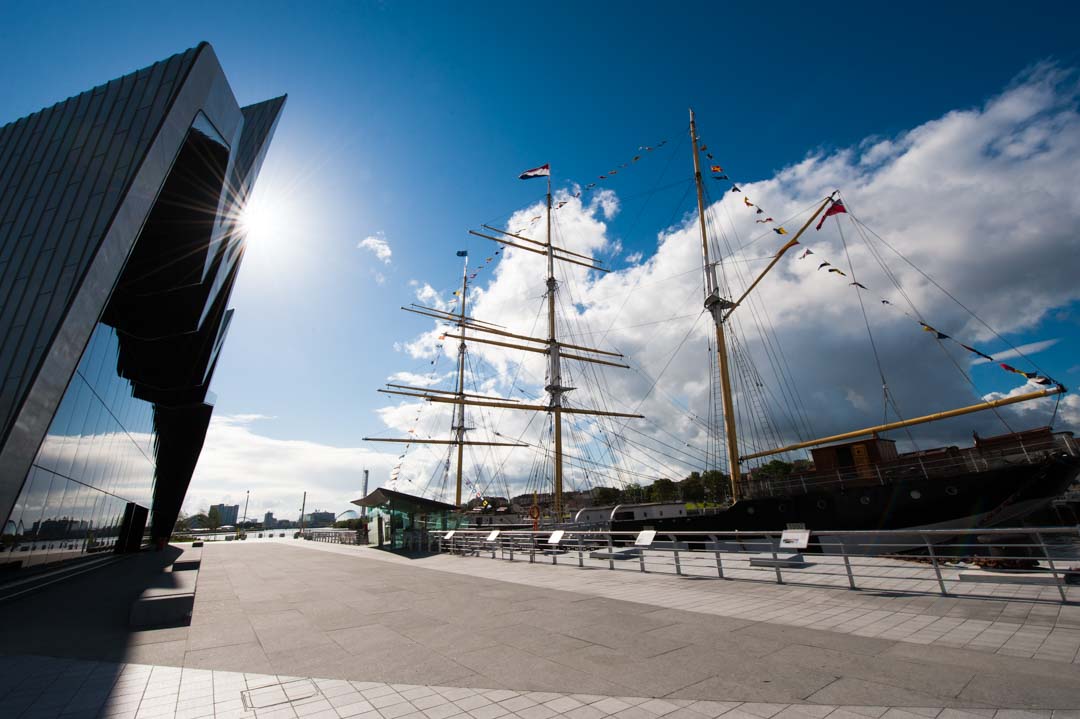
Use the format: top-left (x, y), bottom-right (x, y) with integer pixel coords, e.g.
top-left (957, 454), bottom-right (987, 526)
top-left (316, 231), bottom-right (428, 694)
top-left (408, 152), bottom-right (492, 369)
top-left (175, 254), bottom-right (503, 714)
top-left (0, 545), bottom-right (184, 663)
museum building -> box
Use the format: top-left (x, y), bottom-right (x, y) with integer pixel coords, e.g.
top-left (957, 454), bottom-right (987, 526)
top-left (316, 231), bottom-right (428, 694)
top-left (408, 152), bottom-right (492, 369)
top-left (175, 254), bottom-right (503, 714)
top-left (0, 43), bottom-right (284, 570)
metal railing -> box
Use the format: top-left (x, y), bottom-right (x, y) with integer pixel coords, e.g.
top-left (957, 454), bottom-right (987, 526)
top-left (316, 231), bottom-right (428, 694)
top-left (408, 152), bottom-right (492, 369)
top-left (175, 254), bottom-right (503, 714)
top-left (741, 434), bottom-right (1078, 499)
top-left (432, 526), bottom-right (1080, 604)
top-left (299, 528), bottom-right (365, 545)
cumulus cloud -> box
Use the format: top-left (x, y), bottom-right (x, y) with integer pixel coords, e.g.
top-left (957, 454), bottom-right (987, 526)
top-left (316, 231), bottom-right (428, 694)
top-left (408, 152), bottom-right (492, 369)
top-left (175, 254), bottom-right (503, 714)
top-left (388, 371), bottom-right (449, 387)
top-left (358, 232), bottom-right (392, 264)
top-left (194, 66), bottom-right (1080, 511)
top-left (184, 415), bottom-right (397, 520)
top-left (370, 64), bottom-right (1080, 500)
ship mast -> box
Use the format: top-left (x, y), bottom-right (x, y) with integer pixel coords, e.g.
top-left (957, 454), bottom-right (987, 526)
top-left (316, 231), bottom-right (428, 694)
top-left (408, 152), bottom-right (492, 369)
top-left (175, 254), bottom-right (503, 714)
top-left (364, 255), bottom-right (529, 504)
top-left (453, 256), bottom-right (469, 506)
top-left (689, 108), bottom-right (742, 498)
top-left (682, 119), bottom-right (1067, 466)
top-left (378, 170), bottom-right (644, 515)
top-left (543, 177), bottom-right (568, 518)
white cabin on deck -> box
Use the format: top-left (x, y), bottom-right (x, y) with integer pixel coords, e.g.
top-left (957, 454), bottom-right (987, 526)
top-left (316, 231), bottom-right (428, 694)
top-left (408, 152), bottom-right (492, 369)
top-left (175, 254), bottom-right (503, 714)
top-left (574, 502), bottom-right (688, 524)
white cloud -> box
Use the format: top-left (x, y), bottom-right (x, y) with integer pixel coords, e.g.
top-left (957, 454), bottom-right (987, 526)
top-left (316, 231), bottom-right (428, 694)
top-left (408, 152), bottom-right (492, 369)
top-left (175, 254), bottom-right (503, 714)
top-left (191, 65), bottom-right (1080, 512)
top-left (387, 371), bottom-right (449, 387)
top-left (970, 338), bottom-right (1059, 365)
top-left (625, 251), bottom-right (643, 265)
top-left (358, 232), bottom-right (392, 264)
top-left (185, 414), bottom-right (399, 520)
top-left (369, 63), bottom-right (1080, 500)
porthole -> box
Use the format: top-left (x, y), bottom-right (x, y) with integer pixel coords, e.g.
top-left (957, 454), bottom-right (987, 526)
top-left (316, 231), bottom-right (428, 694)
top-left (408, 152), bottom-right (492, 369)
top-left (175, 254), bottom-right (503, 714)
top-left (945, 486), bottom-right (958, 496)
top-left (816, 499), bottom-right (828, 509)
top-left (910, 490), bottom-right (922, 500)
top-left (778, 503), bottom-right (786, 512)
top-left (746, 507), bottom-right (756, 515)
top-left (860, 496), bottom-right (870, 505)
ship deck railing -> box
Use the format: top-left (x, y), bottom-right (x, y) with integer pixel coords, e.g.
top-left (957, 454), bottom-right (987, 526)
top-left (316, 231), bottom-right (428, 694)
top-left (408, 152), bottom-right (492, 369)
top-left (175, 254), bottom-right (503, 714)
top-left (741, 434), bottom-right (1078, 499)
top-left (432, 526), bottom-right (1080, 604)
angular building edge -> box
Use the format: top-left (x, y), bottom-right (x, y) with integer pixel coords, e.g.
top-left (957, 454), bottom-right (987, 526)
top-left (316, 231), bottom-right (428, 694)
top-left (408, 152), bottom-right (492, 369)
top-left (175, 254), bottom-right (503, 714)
top-left (0, 43), bottom-right (285, 568)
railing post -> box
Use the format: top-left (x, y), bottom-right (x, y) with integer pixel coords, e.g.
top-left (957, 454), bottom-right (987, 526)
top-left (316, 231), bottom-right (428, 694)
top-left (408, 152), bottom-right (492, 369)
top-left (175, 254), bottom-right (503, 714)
top-left (1018, 438), bottom-right (1031, 462)
top-left (922, 533), bottom-right (948, 596)
top-left (710, 534), bottom-right (724, 578)
top-left (607, 534), bottom-right (615, 570)
top-left (1034, 531), bottom-right (1068, 603)
top-left (840, 541), bottom-right (857, 590)
top-left (771, 534), bottom-right (784, 584)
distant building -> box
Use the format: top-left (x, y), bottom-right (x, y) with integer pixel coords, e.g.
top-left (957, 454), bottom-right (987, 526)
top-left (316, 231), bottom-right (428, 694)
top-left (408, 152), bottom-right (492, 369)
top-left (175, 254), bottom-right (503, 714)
top-left (211, 504), bottom-right (240, 526)
top-left (263, 511), bottom-right (276, 528)
top-left (303, 510), bottom-right (335, 528)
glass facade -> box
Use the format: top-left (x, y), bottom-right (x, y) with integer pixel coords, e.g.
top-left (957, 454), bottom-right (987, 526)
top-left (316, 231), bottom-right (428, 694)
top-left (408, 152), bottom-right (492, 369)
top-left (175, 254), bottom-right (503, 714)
top-left (0, 323), bottom-right (158, 567)
top-left (0, 44), bottom-right (285, 574)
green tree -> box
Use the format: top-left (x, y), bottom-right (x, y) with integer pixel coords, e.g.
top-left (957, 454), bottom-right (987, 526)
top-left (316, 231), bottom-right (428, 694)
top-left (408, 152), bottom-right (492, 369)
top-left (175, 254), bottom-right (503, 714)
top-left (648, 478), bottom-right (677, 502)
top-left (702, 470), bottom-right (731, 504)
top-left (754, 459), bottom-right (794, 480)
top-left (206, 506), bottom-right (221, 533)
top-left (680, 474), bottom-right (705, 503)
top-left (591, 486), bottom-right (622, 506)
top-left (173, 511), bottom-right (191, 533)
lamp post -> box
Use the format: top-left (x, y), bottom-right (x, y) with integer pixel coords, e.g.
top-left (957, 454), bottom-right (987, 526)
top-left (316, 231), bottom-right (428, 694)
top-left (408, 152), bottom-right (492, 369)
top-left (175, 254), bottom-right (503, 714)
top-left (238, 490), bottom-right (250, 539)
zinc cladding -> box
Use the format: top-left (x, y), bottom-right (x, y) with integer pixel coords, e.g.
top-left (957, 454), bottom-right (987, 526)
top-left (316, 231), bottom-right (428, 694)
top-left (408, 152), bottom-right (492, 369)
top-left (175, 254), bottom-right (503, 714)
top-left (0, 46), bottom-right (201, 448)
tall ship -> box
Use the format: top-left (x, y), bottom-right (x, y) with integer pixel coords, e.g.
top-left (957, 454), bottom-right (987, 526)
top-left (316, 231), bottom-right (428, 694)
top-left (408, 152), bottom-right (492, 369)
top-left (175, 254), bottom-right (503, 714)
top-left (366, 110), bottom-right (1080, 535)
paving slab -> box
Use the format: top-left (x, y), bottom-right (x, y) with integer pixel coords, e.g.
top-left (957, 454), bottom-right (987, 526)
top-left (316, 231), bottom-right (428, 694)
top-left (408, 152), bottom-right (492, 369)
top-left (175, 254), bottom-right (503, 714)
top-left (3, 540), bottom-right (1080, 712)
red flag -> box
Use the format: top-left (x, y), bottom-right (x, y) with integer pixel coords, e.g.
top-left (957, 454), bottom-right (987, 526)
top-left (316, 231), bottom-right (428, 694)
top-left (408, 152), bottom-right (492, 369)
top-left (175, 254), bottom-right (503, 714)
top-left (815, 200), bottom-right (848, 230)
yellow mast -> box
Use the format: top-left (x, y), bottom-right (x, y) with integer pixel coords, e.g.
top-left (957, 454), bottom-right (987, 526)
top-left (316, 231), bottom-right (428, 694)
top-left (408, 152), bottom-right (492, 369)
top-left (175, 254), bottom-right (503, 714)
top-left (741, 385), bottom-right (1066, 461)
top-left (453, 256), bottom-right (468, 506)
top-left (689, 108), bottom-right (742, 498)
top-left (544, 176), bottom-right (567, 518)
top-left (372, 170), bottom-right (640, 514)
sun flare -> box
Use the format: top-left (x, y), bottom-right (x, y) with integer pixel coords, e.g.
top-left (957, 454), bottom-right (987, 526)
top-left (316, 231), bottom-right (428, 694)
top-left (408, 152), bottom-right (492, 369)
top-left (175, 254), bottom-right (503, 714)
top-left (239, 191), bottom-right (290, 244)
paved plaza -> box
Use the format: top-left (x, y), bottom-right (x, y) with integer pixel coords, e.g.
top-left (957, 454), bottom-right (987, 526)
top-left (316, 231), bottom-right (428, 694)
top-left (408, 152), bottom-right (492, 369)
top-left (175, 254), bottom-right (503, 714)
top-left (1, 539), bottom-right (1079, 718)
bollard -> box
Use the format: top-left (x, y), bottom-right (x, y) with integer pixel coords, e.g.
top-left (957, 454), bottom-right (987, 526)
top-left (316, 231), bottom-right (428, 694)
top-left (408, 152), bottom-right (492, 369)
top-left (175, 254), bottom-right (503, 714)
top-left (607, 535), bottom-right (615, 571)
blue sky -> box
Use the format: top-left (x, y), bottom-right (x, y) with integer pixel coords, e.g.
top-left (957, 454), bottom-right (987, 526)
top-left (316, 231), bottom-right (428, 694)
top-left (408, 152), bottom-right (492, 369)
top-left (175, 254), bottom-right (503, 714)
top-left (2, 1), bottom-right (1079, 516)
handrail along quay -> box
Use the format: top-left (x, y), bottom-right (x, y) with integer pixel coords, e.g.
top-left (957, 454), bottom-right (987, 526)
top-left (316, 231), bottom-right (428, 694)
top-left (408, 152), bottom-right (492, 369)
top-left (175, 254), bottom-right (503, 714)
top-left (433, 526), bottom-right (1080, 604)
top-left (740, 432), bottom-right (1078, 499)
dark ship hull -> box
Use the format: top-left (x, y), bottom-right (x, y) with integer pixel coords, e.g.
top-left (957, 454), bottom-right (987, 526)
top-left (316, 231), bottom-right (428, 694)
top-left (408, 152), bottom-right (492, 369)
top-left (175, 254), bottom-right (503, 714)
top-left (611, 430), bottom-right (1080, 536)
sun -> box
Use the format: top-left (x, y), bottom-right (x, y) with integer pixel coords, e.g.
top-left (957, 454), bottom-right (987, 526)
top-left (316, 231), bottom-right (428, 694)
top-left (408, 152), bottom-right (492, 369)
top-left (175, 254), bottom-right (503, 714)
top-left (239, 190), bottom-right (289, 244)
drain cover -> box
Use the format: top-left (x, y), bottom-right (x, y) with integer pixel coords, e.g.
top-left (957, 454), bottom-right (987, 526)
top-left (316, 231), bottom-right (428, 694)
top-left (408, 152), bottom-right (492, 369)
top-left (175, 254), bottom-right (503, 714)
top-left (241, 679), bottom-right (320, 708)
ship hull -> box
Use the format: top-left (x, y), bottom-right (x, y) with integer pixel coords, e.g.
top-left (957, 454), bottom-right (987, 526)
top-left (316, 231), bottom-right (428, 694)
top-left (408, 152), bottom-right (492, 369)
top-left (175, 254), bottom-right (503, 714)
top-left (610, 453), bottom-right (1080, 537)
